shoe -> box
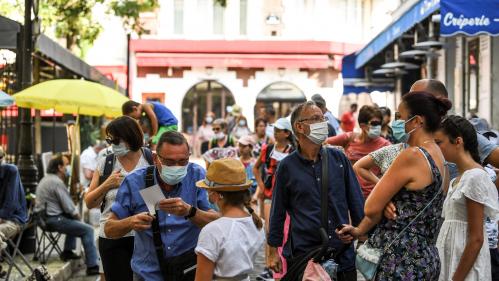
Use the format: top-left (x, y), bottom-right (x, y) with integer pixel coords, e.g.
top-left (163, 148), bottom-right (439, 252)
top-left (60, 251), bottom-right (81, 261)
top-left (256, 268), bottom-right (274, 280)
top-left (86, 266), bottom-right (99, 276)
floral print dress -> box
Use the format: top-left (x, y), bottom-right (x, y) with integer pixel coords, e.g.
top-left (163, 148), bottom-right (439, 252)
top-left (366, 147), bottom-right (444, 281)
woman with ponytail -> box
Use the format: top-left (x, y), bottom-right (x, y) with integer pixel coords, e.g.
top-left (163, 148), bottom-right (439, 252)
top-left (195, 158), bottom-right (264, 281)
top-left (435, 115), bottom-right (499, 281)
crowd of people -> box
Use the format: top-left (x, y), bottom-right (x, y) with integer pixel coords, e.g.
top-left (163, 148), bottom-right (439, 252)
top-left (1, 79), bottom-right (499, 281)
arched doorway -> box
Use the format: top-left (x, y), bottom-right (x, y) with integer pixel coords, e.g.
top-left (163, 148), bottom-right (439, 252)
top-left (182, 80), bottom-right (235, 133)
top-left (255, 81), bottom-right (306, 119)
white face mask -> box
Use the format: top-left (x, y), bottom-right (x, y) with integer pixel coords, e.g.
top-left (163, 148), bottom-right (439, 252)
top-left (215, 132), bottom-right (225, 140)
top-left (306, 121), bottom-right (329, 145)
top-left (112, 142), bottom-right (129, 157)
top-left (270, 149), bottom-right (289, 161)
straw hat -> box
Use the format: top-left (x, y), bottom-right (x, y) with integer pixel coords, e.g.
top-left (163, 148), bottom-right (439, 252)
top-left (196, 158), bottom-right (252, 191)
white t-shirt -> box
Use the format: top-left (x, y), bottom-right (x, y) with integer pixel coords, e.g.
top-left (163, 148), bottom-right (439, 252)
top-left (195, 216), bottom-right (264, 280)
top-left (97, 153), bottom-right (150, 238)
top-left (80, 146), bottom-right (97, 187)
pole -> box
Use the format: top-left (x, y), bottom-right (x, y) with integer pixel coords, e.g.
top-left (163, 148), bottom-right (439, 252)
top-left (126, 33), bottom-right (131, 98)
top-left (18, 0), bottom-right (38, 253)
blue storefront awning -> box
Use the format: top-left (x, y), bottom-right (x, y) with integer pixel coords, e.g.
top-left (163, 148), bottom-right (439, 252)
top-left (355, 0), bottom-right (440, 69)
top-left (441, 0), bottom-right (499, 36)
top-left (342, 53), bottom-right (394, 95)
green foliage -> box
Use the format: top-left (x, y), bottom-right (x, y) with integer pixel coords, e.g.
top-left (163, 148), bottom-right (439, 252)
top-left (107, 0), bottom-right (159, 35)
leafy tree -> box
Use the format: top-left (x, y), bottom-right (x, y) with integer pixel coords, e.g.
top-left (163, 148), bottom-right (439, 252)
top-left (107, 0), bottom-right (159, 35)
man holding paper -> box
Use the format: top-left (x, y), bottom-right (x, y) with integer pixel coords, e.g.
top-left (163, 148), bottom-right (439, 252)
top-left (105, 131), bottom-right (219, 281)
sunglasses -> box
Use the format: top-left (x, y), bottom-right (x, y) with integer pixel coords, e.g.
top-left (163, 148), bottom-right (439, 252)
top-left (105, 137), bottom-right (120, 145)
top-left (368, 120), bottom-right (382, 126)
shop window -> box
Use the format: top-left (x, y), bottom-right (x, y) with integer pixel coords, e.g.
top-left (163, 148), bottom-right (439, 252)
top-left (466, 39), bottom-right (479, 112)
top-left (174, 0), bottom-right (184, 34)
top-left (142, 93), bottom-right (165, 104)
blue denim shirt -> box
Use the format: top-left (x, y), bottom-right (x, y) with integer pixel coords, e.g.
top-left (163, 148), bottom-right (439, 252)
top-left (268, 147), bottom-right (365, 272)
top-left (477, 133), bottom-right (498, 164)
top-left (111, 163), bottom-right (210, 281)
top-left (0, 164), bottom-right (27, 225)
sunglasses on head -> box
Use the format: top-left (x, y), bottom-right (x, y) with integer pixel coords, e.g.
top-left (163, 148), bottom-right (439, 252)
top-left (105, 137), bottom-right (120, 145)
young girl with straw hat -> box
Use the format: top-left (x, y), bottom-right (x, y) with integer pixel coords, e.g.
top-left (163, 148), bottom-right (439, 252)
top-left (195, 158), bottom-right (264, 281)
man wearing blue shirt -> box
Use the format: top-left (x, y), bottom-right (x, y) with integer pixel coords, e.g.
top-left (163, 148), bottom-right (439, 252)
top-left (267, 101), bottom-right (364, 281)
top-left (0, 148), bottom-right (27, 252)
top-left (105, 131), bottom-right (219, 281)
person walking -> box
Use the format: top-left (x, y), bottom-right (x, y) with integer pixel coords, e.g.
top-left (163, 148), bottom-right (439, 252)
top-left (196, 113), bottom-right (215, 156)
top-left (253, 118), bottom-right (272, 159)
top-left (327, 105), bottom-right (391, 198)
top-left (231, 115), bottom-right (252, 139)
top-left (338, 91), bottom-right (452, 280)
top-left (253, 117), bottom-right (294, 280)
top-left (194, 158), bottom-right (264, 281)
top-left (434, 115), bottom-right (499, 281)
top-left (104, 131), bottom-right (219, 281)
top-left (84, 116), bottom-right (153, 281)
top-left (35, 155), bottom-right (99, 276)
top-left (268, 101), bottom-right (365, 281)
top-left (340, 103), bottom-right (357, 132)
top-left (237, 135), bottom-right (258, 195)
top-left (208, 119), bottom-right (236, 150)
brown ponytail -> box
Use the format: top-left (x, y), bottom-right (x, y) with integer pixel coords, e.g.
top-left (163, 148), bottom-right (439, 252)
top-left (244, 201), bottom-right (263, 230)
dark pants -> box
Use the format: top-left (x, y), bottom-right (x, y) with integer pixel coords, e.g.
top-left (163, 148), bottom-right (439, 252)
top-left (99, 236), bottom-right (134, 281)
top-left (286, 255), bottom-right (357, 281)
top-left (491, 248), bottom-right (499, 281)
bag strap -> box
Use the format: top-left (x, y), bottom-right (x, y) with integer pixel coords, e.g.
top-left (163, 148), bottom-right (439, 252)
top-left (152, 213), bottom-right (169, 281)
top-left (99, 153), bottom-right (116, 212)
top-left (383, 155), bottom-right (446, 253)
top-left (142, 147), bottom-right (154, 165)
top-left (145, 165), bottom-right (155, 188)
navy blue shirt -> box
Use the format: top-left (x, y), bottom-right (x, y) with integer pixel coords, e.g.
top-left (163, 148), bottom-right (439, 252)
top-left (268, 147), bottom-right (364, 272)
top-left (0, 164), bottom-right (27, 225)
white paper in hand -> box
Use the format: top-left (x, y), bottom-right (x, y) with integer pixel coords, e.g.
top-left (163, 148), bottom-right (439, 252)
top-left (139, 184), bottom-right (166, 215)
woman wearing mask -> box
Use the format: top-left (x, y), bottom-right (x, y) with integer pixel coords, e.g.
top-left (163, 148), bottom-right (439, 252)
top-left (252, 118), bottom-right (294, 280)
top-left (338, 91), bottom-right (452, 280)
top-left (84, 116), bottom-right (152, 281)
top-left (232, 115), bottom-right (252, 139)
top-left (194, 158), bottom-right (264, 281)
top-left (379, 106), bottom-right (396, 143)
top-left (208, 119), bottom-right (236, 150)
top-left (253, 118), bottom-right (273, 159)
top-left (238, 135), bottom-right (258, 195)
top-left (197, 113), bottom-right (215, 155)
top-left (435, 115), bottom-right (499, 281)
top-left (327, 105), bottom-right (391, 198)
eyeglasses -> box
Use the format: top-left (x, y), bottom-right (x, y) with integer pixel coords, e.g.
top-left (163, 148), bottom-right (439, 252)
top-left (299, 115), bottom-right (328, 123)
top-left (157, 154), bottom-right (190, 166)
top-left (105, 137), bottom-right (120, 145)
top-left (368, 120), bottom-right (382, 127)
top-left (212, 127), bottom-right (221, 132)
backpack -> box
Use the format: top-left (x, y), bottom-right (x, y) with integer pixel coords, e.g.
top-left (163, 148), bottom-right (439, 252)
top-left (99, 147), bottom-right (154, 212)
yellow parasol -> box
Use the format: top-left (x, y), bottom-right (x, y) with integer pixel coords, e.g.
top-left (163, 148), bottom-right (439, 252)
top-left (13, 79), bottom-right (128, 117)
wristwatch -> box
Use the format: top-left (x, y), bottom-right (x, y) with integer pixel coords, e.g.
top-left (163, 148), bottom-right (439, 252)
top-left (184, 205), bottom-right (197, 220)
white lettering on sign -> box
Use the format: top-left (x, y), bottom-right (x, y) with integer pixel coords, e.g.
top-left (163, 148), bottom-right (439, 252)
top-left (443, 12), bottom-right (491, 30)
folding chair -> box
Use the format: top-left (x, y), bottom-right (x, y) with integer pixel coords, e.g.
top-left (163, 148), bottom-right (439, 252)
top-left (32, 210), bottom-right (63, 265)
top-left (1, 225), bottom-right (34, 280)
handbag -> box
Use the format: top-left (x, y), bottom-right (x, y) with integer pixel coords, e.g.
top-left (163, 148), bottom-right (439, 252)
top-left (355, 160), bottom-right (447, 280)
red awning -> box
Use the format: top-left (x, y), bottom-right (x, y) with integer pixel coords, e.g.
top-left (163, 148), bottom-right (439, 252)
top-left (135, 53), bottom-right (332, 69)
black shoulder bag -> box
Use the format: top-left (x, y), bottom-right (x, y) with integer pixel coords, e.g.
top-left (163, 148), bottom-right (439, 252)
top-left (148, 166), bottom-right (197, 281)
top-left (282, 146), bottom-right (350, 281)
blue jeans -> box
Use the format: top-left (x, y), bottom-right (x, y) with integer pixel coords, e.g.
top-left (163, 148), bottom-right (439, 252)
top-left (46, 215), bottom-right (98, 267)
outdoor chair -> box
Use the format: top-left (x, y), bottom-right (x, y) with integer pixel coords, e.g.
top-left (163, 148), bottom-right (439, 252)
top-left (32, 209), bottom-right (62, 264)
top-left (1, 225), bottom-right (35, 280)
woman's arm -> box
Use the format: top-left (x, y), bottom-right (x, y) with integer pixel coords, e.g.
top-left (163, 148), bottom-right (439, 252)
top-left (452, 199), bottom-right (485, 281)
top-left (252, 157), bottom-right (265, 201)
top-left (194, 253), bottom-right (215, 281)
top-left (84, 169), bottom-right (122, 209)
top-left (353, 155), bottom-right (380, 185)
top-left (326, 133), bottom-right (349, 147)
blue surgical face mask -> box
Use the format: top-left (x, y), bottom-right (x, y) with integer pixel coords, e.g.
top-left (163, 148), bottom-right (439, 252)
top-left (392, 116), bottom-right (417, 143)
top-left (368, 125), bottom-right (381, 139)
top-left (160, 165), bottom-right (188, 185)
top-left (112, 142), bottom-right (129, 157)
top-left (65, 165), bottom-right (72, 178)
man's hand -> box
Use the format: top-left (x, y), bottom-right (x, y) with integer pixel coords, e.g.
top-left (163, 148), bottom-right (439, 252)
top-left (128, 212), bottom-right (153, 231)
top-left (267, 246), bottom-right (282, 273)
top-left (383, 202), bottom-right (397, 220)
top-left (336, 224), bottom-right (359, 243)
top-left (158, 197), bottom-right (191, 217)
top-left (103, 170), bottom-right (123, 191)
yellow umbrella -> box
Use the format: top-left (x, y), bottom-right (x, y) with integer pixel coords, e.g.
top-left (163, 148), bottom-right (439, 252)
top-left (13, 79), bottom-right (128, 117)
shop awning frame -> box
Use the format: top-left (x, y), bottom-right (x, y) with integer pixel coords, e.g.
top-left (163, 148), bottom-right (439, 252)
top-left (355, 0), bottom-right (440, 69)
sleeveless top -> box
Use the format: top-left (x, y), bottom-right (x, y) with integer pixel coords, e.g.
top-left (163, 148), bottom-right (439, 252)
top-left (368, 147), bottom-right (444, 281)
